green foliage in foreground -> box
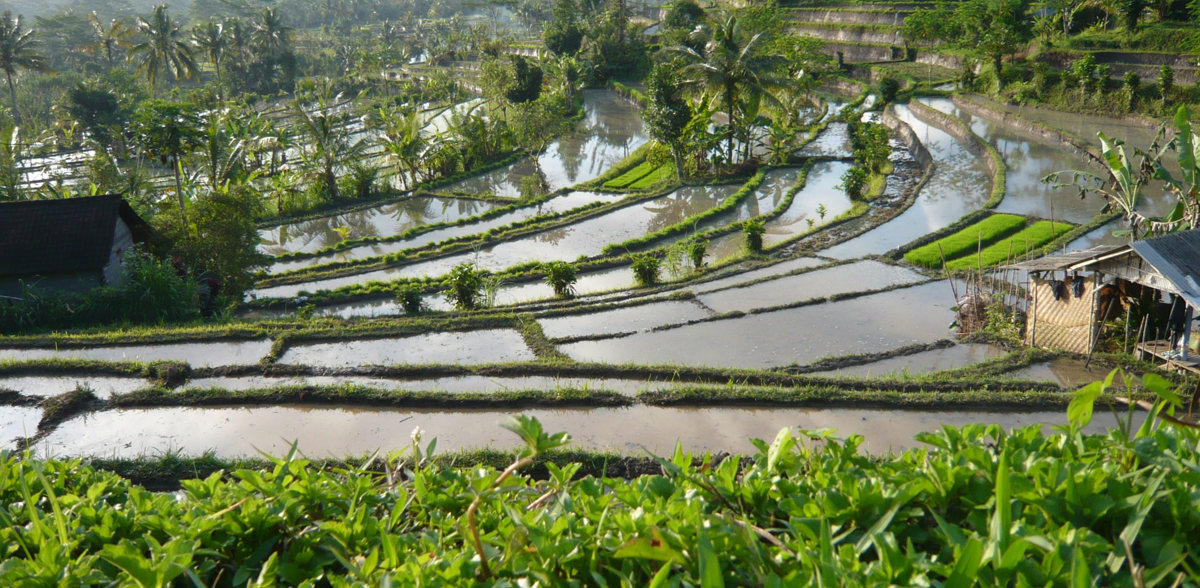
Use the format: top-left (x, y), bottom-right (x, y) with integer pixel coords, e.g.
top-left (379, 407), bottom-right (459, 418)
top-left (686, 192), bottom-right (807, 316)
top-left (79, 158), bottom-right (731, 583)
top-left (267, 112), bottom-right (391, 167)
top-left (944, 220), bottom-right (1075, 271)
top-left (2, 400), bottom-right (1199, 585)
top-left (905, 213), bottom-right (1029, 268)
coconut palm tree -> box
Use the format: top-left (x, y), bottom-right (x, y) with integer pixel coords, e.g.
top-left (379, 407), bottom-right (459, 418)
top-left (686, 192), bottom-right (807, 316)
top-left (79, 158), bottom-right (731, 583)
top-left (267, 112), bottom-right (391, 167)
top-left (665, 11), bottom-right (792, 169)
top-left (252, 7), bottom-right (291, 55)
top-left (86, 12), bottom-right (132, 69)
top-left (191, 21), bottom-right (227, 98)
top-left (129, 4), bottom-right (197, 95)
top-left (0, 11), bottom-right (49, 125)
top-left (292, 83), bottom-right (369, 201)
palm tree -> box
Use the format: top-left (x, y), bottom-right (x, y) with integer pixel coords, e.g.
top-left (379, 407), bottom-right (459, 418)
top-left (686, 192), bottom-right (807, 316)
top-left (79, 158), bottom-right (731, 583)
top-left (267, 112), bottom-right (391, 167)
top-left (86, 12), bottom-right (132, 69)
top-left (129, 4), bottom-right (197, 95)
top-left (0, 11), bottom-right (49, 125)
top-left (292, 83), bottom-right (369, 201)
top-left (191, 21), bottom-right (227, 98)
top-left (252, 8), bottom-right (291, 55)
top-left (665, 12), bottom-right (792, 168)
top-left (376, 106), bottom-right (429, 190)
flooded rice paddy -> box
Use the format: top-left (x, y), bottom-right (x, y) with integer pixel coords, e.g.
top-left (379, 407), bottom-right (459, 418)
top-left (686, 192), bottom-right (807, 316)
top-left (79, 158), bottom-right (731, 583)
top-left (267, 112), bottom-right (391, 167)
top-left (696, 260), bottom-right (925, 314)
top-left (277, 330), bottom-right (535, 367)
top-left (0, 376), bottom-right (150, 398)
top-left (254, 184), bottom-right (738, 298)
top-left (813, 343), bottom-right (1007, 378)
top-left (267, 192), bottom-right (623, 274)
top-left (0, 340), bottom-right (273, 367)
top-left (38, 404), bottom-right (1130, 458)
top-left (259, 196), bottom-right (501, 257)
top-left (2, 406), bottom-right (41, 447)
top-left (561, 281), bottom-right (954, 368)
top-left (823, 103), bottom-right (992, 258)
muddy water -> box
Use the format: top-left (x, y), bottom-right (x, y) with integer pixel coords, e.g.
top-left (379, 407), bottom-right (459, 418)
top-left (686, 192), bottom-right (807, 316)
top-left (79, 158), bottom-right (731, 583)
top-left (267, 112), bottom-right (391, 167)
top-left (822, 104), bottom-right (992, 258)
top-left (447, 90), bottom-right (648, 196)
top-left (540, 300), bottom-right (711, 340)
top-left (259, 197), bottom-right (501, 257)
top-left (561, 280), bottom-right (955, 368)
top-left (920, 97), bottom-right (1101, 224)
top-left (1, 406), bottom-right (41, 448)
top-left (40, 404), bottom-right (1130, 458)
top-left (254, 185), bottom-right (738, 299)
top-left (1004, 358), bottom-right (1112, 388)
top-left (0, 340), bottom-right (272, 367)
top-left (277, 330), bottom-right (535, 367)
top-left (765, 161), bottom-right (856, 248)
top-left (697, 260), bottom-right (927, 314)
top-left (0, 376), bottom-right (150, 399)
top-left (185, 375), bottom-right (681, 396)
top-left (813, 343), bottom-right (1007, 378)
top-left (267, 192), bottom-right (623, 275)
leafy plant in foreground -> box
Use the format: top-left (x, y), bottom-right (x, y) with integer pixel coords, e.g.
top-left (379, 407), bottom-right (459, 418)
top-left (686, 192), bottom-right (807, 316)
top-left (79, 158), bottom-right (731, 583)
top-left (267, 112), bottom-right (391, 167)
top-left (443, 262), bottom-right (490, 310)
top-left (743, 219), bottom-right (766, 253)
top-left (630, 253), bottom-right (661, 286)
top-left (541, 261), bottom-right (578, 298)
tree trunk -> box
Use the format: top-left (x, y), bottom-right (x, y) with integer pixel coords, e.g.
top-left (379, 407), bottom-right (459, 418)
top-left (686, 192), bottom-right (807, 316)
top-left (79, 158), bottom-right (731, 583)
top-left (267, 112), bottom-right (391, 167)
top-left (992, 54), bottom-right (1004, 89)
top-left (173, 156), bottom-right (190, 231)
top-left (6, 70), bottom-right (20, 126)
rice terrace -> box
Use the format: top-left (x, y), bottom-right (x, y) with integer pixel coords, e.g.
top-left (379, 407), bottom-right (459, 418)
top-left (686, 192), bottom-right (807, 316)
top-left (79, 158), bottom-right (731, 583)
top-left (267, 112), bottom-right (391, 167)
top-left (2, 0), bottom-right (1200, 583)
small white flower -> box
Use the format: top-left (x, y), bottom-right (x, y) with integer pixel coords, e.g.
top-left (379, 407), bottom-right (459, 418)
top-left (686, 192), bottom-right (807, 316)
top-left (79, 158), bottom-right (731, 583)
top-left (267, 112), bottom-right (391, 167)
top-left (410, 426), bottom-right (423, 445)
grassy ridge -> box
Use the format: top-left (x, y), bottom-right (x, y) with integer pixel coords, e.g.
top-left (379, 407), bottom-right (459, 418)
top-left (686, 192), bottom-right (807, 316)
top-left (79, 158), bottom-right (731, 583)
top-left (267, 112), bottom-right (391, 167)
top-left (944, 220), bottom-right (1075, 270)
top-left (904, 213), bottom-right (1029, 268)
top-left (627, 164), bottom-right (675, 189)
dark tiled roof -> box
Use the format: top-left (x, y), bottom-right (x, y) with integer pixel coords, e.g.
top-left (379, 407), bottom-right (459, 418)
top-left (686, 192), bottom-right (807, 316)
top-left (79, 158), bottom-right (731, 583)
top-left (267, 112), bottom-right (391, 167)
top-left (0, 195), bottom-right (155, 277)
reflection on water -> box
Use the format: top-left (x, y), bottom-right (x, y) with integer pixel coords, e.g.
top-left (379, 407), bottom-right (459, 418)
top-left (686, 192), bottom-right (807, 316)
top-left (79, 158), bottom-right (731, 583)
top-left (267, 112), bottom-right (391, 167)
top-left (254, 185), bottom-right (737, 299)
top-left (0, 376), bottom-right (150, 399)
top-left (823, 104), bottom-right (992, 258)
top-left (259, 197), bottom-right (500, 256)
top-left (1004, 358), bottom-right (1112, 388)
top-left (697, 260), bottom-right (926, 314)
top-left (41, 404), bottom-right (1131, 458)
top-left (0, 340), bottom-right (272, 367)
top-left (447, 89), bottom-right (648, 197)
top-left (277, 330), bottom-right (535, 367)
top-left (812, 343), bottom-right (1007, 378)
top-left (268, 192), bottom-right (621, 274)
top-left (2, 406), bottom-right (41, 448)
top-left (562, 281), bottom-right (954, 368)
top-left (920, 98), bottom-right (1108, 224)
top-left (762, 161), bottom-right (854, 248)
top-left (540, 300), bottom-right (711, 340)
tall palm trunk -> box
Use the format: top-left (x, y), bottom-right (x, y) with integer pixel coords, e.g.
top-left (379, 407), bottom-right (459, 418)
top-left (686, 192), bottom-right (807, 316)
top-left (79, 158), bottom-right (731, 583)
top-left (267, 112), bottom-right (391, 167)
top-left (173, 156), bottom-right (189, 231)
top-left (724, 82), bottom-right (736, 168)
top-left (6, 70), bottom-right (19, 125)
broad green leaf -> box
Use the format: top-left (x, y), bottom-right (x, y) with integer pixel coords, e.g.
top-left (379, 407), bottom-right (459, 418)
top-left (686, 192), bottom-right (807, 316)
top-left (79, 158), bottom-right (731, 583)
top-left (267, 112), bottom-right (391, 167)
top-left (1068, 380), bottom-right (1105, 428)
top-left (698, 530), bottom-right (724, 588)
top-left (944, 538), bottom-right (983, 588)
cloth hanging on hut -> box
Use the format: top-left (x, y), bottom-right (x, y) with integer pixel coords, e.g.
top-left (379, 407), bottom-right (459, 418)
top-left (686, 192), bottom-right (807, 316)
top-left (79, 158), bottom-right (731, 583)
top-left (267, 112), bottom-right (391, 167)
top-left (1072, 277), bottom-right (1085, 298)
top-left (1048, 279), bottom-right (1064, 301)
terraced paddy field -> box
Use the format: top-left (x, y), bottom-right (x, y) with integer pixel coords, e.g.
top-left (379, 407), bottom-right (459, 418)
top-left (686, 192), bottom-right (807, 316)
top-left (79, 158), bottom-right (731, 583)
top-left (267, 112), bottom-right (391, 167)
top-left (3, 88), bottom-right (1165, 463)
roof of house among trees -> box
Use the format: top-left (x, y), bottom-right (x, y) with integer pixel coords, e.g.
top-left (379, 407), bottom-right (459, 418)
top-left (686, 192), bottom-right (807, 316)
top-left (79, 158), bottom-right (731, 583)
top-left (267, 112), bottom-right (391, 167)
top-left (0, 195), bottom-right (158, 278)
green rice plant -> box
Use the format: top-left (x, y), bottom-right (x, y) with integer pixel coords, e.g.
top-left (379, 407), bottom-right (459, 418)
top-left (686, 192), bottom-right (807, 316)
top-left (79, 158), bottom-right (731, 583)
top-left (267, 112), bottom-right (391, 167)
top-left (627, 164), bottom-right (675, 189)
top-left (603, 160), bottom-right (657, 189)
top-left (687, 238), bottom-right (708, 271)
top-left (743, 220), bottom-right (766, 253)
top-left (541, 261), bottom-right (578, 298)
top-left (396, 284), bottom-right (424, 314)
top-left (904, 214), bottom-right (1029, 268)
top-left (943, 220), bottom-right (1075, 270)
top-left (630, 253), bottom-right (661, 286)
top-left (443, 262), bottom-right (491, 310)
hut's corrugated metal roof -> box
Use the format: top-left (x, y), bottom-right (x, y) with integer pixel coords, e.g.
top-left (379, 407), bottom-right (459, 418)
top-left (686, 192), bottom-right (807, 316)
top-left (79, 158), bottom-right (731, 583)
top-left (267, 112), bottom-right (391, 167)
top-left (0, 195), bottom-right (153, 277)
top-left (1005, 245), bottom-right (1124, 271)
